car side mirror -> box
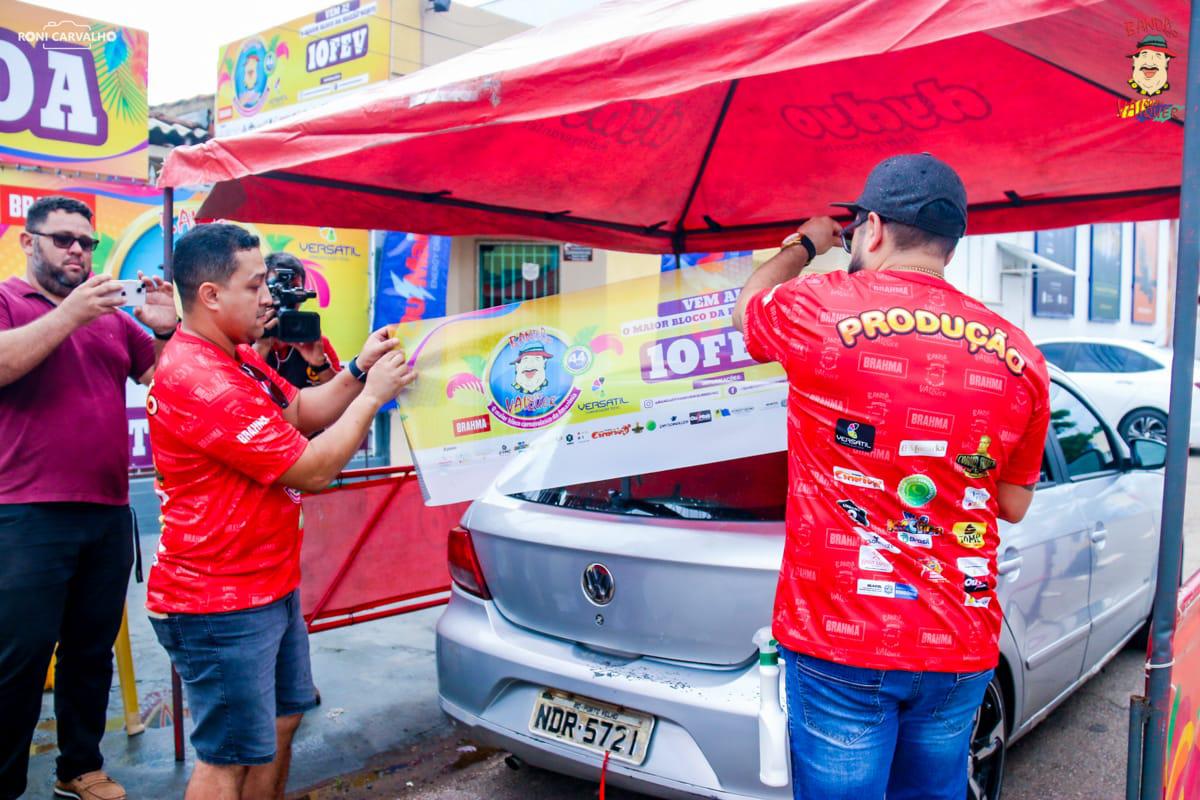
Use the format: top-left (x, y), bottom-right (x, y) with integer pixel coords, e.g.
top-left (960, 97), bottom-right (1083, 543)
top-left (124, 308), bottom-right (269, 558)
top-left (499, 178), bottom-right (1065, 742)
top-left (1129, 437), bottom-right (1167, 470)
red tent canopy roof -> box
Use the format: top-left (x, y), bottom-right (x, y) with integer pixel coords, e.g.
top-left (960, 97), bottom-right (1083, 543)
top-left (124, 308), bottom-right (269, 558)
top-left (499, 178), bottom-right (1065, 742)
top-left (162, 0), bottom-right (1188, 252)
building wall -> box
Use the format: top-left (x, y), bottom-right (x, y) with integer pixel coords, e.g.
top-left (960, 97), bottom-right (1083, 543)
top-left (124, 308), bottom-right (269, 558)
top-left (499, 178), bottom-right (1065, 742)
top-left (419, 2), bottom-right (531, 67)
top-left (945, 222), bottom-right (1174, 347)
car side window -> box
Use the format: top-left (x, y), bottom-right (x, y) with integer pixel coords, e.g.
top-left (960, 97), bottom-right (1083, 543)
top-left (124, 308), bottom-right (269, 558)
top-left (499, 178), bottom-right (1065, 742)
top-left (1049, 383), bottom-right (1118, 477)
top-left (1037, 342), bottom-right (1074, 370)
top-left (1118, 349), bottom-right (1163, 372)
top-left (1072, 343), bottom-right (1124, 373)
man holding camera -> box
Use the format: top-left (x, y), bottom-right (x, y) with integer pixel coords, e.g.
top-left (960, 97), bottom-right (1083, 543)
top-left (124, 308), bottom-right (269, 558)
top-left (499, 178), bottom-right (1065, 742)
top-left (0, 196), bottom-right (176, 800)
top-left (145, 223), bottom-right (414, 800)
top-left (255, 253), bottom-right (341, 389)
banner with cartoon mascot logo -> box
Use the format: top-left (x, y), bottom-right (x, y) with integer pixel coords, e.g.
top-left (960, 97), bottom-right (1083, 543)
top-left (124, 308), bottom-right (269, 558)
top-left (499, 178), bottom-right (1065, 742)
top-left (392, 257), bottom-right (792, 505)
top-left (215, 2), bottom-right (392, 137)
top-left (0, 1), bottom-right (148, 179)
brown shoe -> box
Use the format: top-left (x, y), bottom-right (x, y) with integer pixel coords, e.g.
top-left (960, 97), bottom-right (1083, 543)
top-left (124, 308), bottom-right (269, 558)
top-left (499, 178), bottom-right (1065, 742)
top-left (53, 771), bottom-right (126, 800)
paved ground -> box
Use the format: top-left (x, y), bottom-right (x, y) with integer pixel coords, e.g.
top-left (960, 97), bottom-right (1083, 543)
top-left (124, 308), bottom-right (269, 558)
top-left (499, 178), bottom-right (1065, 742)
top-left (20, 456), bottom-right (1200, 799)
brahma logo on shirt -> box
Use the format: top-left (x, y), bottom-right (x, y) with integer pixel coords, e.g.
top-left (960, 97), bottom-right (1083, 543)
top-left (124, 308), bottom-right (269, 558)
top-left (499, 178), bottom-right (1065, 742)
top-left (236, 416), bottom-right (272, 444)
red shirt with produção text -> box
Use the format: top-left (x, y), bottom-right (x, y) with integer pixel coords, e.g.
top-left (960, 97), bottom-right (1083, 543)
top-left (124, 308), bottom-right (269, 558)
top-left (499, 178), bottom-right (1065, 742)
top-left (743, 269), bottom-right (1051, 672)
top-left (145, 330), bottom-right (308, 615)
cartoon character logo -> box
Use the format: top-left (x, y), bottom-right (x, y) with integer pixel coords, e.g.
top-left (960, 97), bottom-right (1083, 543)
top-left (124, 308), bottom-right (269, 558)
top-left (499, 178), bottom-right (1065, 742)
top-left (234, 38), bottom-right (270, 113)
top-left (1128, 34), bottom-right (1175, 96)
top-left (511, 344), bottom-right (551, 395)
top-left (920, 557), bottom-right (947, 582)
top-left (485, 329), bottom-right (581, 429)
top-left (887, 512), bottom-right (944, 537)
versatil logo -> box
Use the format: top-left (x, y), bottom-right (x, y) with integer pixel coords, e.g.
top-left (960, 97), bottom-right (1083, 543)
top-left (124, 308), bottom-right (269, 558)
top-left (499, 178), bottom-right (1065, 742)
top-left (835, 419), bottom-right (875, 452)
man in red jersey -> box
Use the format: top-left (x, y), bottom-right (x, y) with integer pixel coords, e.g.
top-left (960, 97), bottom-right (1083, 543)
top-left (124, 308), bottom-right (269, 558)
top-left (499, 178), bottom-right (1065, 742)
top-left (733, 154), bottom-right (1050, 800)
top-left (146, 223), bottom-right (415, 800)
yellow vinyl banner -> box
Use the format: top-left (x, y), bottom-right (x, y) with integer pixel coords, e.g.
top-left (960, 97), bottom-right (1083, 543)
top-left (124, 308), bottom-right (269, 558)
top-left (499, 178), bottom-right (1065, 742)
top-left (215, 1), bottom-right (392, 137)
top-left (393, 258), bottom-right (789, 505)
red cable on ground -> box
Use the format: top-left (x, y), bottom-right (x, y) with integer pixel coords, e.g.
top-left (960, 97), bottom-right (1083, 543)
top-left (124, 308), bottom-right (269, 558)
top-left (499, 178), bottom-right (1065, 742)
top-left (599, 751), bottom-right (611, 800)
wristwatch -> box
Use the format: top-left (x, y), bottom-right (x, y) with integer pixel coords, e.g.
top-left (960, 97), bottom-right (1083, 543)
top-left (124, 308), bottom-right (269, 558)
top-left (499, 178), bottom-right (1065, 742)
top-left (346, 356), bottom-right (368, 382)
top-left (781, 232), bottom-right (816, 264)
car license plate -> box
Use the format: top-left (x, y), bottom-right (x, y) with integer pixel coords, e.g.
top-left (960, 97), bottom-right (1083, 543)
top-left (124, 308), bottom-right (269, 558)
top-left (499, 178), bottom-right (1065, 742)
top-left (528, 689), bottom-right (655, 765)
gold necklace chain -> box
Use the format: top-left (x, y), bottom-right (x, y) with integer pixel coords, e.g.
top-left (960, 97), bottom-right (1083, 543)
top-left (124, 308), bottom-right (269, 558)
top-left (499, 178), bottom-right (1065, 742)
top-left (886, 265), bottom-right (946, 279)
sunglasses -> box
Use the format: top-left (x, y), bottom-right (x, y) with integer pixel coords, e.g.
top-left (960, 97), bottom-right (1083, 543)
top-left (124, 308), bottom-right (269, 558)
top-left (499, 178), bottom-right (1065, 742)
top-left (26, 229), bottom-right (100, 252)
top-left (239, 361), bottom-right (290, 409)
top-left (840, 212), bottom-right (890, 254)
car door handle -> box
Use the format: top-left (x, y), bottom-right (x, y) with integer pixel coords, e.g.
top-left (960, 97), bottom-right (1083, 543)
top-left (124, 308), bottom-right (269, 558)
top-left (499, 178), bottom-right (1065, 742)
top-left (1091, 524), bottom-right (1108, 543)
top-left (997, 553), bottom-right (1023, 575)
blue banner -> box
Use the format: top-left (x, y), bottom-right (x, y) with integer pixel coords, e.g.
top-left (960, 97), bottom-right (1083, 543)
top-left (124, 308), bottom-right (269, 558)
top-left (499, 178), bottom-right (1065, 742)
top-left (661, 251), bottom-right (751, 271)
top-left (373, 232), bottom-right (452, 329)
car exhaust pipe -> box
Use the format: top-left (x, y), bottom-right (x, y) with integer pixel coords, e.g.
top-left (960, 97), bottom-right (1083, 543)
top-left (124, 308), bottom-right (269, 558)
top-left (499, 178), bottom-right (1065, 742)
top-left (504, 754), bottom-right (523, 771)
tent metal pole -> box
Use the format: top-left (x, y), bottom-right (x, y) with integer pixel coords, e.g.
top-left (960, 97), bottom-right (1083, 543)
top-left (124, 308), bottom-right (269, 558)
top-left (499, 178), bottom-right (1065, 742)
top-left (1135, 6), bottom-right (1200, 797)
top-left (162, 187), bottom-right (174, 283)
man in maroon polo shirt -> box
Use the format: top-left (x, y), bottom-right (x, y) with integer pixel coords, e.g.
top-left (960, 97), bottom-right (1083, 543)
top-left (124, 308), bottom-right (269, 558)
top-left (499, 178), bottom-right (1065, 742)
top-left (0, 196), bottom-right (177, 800)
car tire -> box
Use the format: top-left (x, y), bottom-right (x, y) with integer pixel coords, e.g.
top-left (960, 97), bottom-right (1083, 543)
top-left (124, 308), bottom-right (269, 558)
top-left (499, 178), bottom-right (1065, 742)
top-left (968, 674), bottom-right (1007, 800)
top-left (1119, 408), bottom-right (1168, 444)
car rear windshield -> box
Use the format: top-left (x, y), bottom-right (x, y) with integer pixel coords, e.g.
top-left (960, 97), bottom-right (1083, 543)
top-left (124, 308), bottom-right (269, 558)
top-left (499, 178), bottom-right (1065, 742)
top-left (511, 451), bottom-right (788, 522)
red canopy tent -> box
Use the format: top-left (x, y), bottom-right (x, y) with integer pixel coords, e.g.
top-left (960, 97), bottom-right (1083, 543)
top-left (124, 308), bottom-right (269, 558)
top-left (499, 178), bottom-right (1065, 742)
top-left (160, 1), bottom-right (1198, 796)
top-left (162, 0), bottom-right (1186, 253)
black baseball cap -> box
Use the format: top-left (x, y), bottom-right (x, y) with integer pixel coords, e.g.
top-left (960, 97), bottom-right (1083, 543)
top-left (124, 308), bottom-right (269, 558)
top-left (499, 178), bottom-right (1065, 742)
top-left (833, 153), bottom-right (968, 239)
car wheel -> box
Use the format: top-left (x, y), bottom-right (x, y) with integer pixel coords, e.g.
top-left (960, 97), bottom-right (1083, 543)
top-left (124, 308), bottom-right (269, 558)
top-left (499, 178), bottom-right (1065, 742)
top-left (1119, 408), bottom-right (1168, 444)
top-left (968, 675), bottom-right (1007, 800)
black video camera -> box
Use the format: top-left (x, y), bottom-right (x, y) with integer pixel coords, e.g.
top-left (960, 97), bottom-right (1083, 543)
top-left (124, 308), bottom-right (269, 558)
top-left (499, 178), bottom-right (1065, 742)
top-left (267, 268), bottom-right (321, 343)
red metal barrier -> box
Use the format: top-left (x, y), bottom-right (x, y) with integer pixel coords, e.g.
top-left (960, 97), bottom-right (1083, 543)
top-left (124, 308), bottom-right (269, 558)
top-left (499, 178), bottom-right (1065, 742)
top-left (300, 465), bottom-right (471, 632)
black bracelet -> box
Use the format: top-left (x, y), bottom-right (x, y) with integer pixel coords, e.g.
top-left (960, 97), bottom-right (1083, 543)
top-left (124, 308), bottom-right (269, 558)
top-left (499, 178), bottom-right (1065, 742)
top-left (153, 321), bottom-right (178, 341)
top-left (798, 234), bottom-right (817, 264)
top-left (346, 356), bottom-right (367, 382)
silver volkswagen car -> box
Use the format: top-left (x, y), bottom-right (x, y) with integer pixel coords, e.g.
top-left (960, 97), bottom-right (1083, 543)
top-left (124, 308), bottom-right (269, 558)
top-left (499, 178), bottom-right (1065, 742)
top-left (436, 368), bottom-right (1165, 799)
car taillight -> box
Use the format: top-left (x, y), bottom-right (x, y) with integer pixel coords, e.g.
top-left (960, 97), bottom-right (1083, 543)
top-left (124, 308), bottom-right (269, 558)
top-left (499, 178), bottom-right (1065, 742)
top-left (448, 525), bottom-right (491, 599)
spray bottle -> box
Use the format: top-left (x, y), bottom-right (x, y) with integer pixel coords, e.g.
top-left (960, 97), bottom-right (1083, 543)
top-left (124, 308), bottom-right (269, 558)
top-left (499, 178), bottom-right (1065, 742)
top-left (753, 626), bottom-right (789, 787)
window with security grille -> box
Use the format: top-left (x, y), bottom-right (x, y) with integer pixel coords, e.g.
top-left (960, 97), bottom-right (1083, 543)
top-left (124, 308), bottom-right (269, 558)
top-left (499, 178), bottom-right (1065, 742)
top-left (477, 243), bottom-right (560, 309)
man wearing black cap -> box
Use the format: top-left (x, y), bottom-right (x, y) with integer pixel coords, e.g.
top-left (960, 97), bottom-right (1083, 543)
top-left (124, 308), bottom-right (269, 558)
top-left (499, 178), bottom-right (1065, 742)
top-left (733, 154), bottom-right (1051, 799)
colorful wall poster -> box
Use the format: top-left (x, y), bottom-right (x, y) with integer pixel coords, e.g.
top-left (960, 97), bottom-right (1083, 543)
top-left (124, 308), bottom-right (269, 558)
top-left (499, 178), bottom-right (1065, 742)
top-left (1033, 227), bottom-right (1077, 318)
top-left (393, 259), bottom-right (789, 505)
top-left (253, 223), bottom-right (371, 361)
top-left (1133, 220), bottom-right (1159, 325)
top-left (0, 0), bottom-right (148, 179)
top-left (373, 231), bottom-right (452, 328)
top-left (661, 251), bottom-right (752, 271)
top-left (215, 1), bottom-right (392, 137)
top-left (1088, 223), bottom-right (1122, 322)
top-left (1166, 573), bottom-right (1200, 800)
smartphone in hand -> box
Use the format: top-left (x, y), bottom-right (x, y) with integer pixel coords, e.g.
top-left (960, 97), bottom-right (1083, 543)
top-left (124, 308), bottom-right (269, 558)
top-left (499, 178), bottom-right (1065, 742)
top-left (113, 279), bottom-right (147, 307)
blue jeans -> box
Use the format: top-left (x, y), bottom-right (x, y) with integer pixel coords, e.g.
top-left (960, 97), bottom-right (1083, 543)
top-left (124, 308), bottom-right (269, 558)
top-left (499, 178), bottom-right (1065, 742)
top-left (150, 590), bottom-right (318, 766)
top-left (781, 648), bottom-right (993, 800)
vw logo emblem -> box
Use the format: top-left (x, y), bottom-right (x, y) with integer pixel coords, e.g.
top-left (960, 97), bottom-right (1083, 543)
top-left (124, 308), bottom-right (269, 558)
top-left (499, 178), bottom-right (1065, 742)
top-left (581, 563), bottom-right (615, 606)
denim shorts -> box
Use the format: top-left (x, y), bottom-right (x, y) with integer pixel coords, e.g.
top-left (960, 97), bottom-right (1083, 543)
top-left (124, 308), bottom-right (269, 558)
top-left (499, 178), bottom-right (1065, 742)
top-left (150, 590), bottom-right (318, 766)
